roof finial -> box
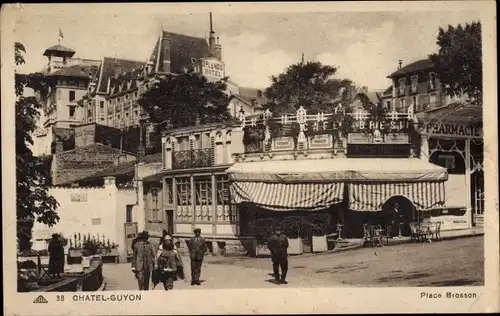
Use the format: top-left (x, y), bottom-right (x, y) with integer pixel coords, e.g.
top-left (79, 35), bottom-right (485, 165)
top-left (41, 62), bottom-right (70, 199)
top-left (160, 21), bottom-right (164, 33)
top-left (301, 52), bottom-right (305, 65)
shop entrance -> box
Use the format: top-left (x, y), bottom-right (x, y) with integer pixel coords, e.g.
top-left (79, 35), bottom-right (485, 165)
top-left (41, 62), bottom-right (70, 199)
top-left (381, 196), bottom-right (416, 237)
top-left (470, 139), bottom-right (484, 226)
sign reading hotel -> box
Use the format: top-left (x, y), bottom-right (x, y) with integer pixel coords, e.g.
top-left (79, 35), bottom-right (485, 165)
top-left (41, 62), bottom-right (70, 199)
top-left (425, 122), bottom-right (482, 138)
top-left (201, 58), bottom-right (225, 79)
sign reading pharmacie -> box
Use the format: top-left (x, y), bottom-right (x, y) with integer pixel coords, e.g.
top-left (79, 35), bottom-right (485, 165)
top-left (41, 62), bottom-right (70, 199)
top-left (425, 122), bottom-right (482, 138)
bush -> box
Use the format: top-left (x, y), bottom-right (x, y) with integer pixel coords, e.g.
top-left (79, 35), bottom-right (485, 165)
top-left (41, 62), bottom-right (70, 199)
top-left (250, 218), bottom-right (275, 244)
top-left (18, 260), bottom-right (37, 269)
top-left (281, 216), bottom-right (301, 239)
top-left (301, 213), bottom-right (331, 237)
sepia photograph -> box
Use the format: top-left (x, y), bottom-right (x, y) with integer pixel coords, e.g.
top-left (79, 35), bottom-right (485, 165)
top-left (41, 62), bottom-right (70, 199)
top-left (2, 2), bottom-right (498, 315)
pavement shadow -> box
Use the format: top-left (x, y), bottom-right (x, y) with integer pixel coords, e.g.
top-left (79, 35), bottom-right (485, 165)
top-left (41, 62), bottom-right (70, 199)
top-left (427, 279), bottom-right (480, 286)
top-left (265, 278), bottom-right (281, 285)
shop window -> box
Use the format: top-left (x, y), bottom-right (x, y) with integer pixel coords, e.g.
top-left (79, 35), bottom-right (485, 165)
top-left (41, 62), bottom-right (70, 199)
top-left (165, 178), bottom-right (174, 205)
top-left (176, 177), bottom-right (191, 206)
top-left (195, 176), bottom-right (212, 206)
top-left (430, 151), bottom-right (465, 174)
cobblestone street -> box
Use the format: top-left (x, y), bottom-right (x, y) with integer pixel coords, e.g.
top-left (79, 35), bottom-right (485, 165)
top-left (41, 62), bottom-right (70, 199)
top-left (104, 237), bottom-right (483, 289)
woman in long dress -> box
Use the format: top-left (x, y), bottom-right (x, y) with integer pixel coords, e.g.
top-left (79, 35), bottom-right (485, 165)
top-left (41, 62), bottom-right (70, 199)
top-left (155, 238), bottom-right (184, 290)
top-left (48, 234), bottom-right (65, 278)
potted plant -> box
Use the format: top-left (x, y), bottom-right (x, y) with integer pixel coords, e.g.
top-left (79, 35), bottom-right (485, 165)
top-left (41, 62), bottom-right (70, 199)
top-left (250, 218), bottom-right (274, 257)
top-left (281, 216), bottom-right (303, 255)
top-left (302, 214), bottom-right (330, 253)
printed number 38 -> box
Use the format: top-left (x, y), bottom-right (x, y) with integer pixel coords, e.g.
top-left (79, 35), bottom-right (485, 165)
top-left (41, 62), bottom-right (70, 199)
top-left (57, 295), bottom-right (65, 302)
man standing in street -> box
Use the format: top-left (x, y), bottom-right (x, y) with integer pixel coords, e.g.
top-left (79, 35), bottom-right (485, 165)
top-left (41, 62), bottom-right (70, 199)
top-left (188, 228), bottom-right (207, 286)
top-left (267, 225), bottom-right (289, 284)
top-left (132, 231), bottom-right (156, 290)
top-left (391, 203), bottom-right (403, 239)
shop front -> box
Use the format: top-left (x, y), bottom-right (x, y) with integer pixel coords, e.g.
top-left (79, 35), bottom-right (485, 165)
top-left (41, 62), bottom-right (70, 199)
top-left (419, 105), bottom-right (483, 230)
top-left (228, 157), bottom-right (448, 239)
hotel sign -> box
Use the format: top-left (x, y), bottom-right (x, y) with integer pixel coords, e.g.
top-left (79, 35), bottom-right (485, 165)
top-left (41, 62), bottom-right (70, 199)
top-left (201, 59), bottom-right (225, 79)
top-left (425, 122), bottom-right (482, 138)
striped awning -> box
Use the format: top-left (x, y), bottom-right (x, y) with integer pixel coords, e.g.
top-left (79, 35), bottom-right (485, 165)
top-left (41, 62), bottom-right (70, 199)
top-left (231, 181), bottom-right (344, 211)
top-left (349, 182), bottom-right (446, 212)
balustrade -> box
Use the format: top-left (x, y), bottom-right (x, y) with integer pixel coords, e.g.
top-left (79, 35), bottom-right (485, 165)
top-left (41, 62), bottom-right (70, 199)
top-left (240, 105), bottom-right (417, 154)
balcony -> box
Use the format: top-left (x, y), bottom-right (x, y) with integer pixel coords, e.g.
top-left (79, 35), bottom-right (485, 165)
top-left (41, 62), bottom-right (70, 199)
top-left (172, 148), bottom-right (214, 170)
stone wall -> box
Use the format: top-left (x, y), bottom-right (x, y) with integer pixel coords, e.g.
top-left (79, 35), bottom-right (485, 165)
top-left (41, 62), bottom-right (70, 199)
top-left (52, 143), bottom-right (136, 185)
top-left (32, 177), bottom-right (137, 262)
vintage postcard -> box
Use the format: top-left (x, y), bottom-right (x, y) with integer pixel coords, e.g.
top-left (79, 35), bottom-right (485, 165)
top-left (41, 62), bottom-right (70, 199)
top-left (1, 2), bottom-right (498, 315)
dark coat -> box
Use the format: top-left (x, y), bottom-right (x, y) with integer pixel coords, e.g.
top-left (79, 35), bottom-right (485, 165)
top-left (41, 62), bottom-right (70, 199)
top-left (189, 236), bottom-right (207, 261)
top-left (267, 233), bottom-right (289, 261)
top-left (48, 240), bottom-right (65, 274)
top-left (132, 240), bottom-right (156, 271)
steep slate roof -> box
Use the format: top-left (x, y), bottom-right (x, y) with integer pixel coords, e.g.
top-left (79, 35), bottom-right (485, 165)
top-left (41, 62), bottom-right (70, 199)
top-left (388, 58), bottom-right (434, 78)
top-left (149, 31), bottom-right (210, 74)
top-left (238, 87), bottom-right (268, 106)
top-left (49, 64), bottom-right (99, 79)
top-left (63, 152), bottom-right (163, 183)
top-left (94, 57), bottom-right (145, 94)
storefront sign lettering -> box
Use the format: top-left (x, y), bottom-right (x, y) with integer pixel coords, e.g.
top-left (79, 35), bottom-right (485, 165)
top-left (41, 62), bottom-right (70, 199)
top-left (306, 119), bottom-right (410, 133)
top-left (426, 123), bottom-right (482, 138)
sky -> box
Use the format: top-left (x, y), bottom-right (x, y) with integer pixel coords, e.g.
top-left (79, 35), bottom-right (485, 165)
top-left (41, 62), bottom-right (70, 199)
top-left (12, 3), bottom-right (481, 91)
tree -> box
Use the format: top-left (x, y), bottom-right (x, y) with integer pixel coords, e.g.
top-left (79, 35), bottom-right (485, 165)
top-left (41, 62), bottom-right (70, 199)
top-left (137, 68), bottom-right (231, 133)
top-left (429, 21), bottom-right (482, 105)
top-left (15, 42), bottom-right (59, 251)
top-left (263, 61), bottom-right (353, 115)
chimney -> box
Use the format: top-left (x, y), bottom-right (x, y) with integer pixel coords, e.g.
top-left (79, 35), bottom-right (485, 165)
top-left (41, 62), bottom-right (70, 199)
top-left (209, 12), bottom-right (217, 57)
top-left (398, 60), bottom-right (403, 70)
top-left (214, 37), bottom-right (222, 61)
top-left (161, 33), bottom-right (171, 73)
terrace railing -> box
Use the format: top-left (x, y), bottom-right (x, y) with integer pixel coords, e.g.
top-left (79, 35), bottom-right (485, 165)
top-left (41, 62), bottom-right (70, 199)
top-left (172, 148), bottom-right (214, 170)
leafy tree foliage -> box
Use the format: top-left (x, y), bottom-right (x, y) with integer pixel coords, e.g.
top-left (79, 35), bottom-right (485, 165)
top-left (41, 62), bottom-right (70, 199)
top-left (137, 69), bottom-right (231, 132)
top-left (15, 42), bottom-right (59, 251)
top-left (263, 61), bottom-right (353, 115)
top-left (429, 21), bottom-right (482, 105)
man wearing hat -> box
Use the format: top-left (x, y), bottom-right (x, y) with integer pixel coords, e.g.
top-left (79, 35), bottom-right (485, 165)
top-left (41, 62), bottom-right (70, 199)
top-left (132, 231), bottom-right (156, 290)
top-left (188, 228), bottom-right (207, 285)
top-left (267, 225), bottom-right (289, 284)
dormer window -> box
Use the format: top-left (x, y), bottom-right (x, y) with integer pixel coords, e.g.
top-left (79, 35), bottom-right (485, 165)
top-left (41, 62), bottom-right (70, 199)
top-left (398, 78), bottom-right (406, 96)
top-left (410, 75), bottom-right (418, 93)
top-left (429, 72), bottom-right (437, 90)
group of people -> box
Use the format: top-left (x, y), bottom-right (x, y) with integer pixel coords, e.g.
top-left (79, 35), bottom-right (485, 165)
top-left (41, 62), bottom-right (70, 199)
top-left (131, 228), bottom-right (207, 291)
top-left (131, 225), bottom-right (291, 290)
